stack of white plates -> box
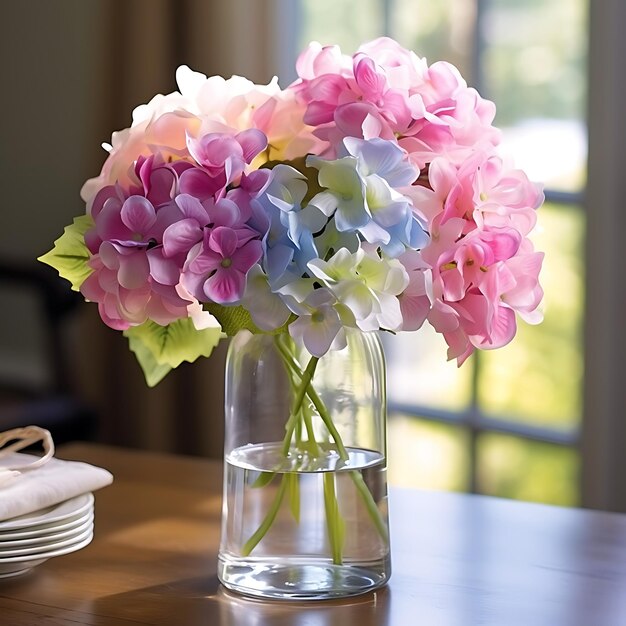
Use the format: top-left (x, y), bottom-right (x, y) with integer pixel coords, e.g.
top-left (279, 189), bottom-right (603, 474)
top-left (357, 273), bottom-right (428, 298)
top-left (0, 493), bottom-right (94, 578)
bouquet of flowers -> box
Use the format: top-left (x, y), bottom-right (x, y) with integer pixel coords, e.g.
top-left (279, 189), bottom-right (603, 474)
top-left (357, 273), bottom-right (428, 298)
top-left (40, 37), bottom-right (543, 386)
top-left (40, 37), bottom-right (544, 587)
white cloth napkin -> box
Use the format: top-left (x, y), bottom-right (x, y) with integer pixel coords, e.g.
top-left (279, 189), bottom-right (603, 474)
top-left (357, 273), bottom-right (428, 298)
top-left (0, 452), bottom-right (113, 522)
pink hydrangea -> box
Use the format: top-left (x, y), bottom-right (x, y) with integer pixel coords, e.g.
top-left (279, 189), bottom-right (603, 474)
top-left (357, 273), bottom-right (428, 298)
top-left (80, 161), bottom-right (189, 330)
top-left (80, 252), bottom-right (192, 331)
top-left (182, 226), bottom-right (263, 304)
top-left (290, 37), bottom-right (500, 166)
top-left (81, 144), bottom-right (269, 328)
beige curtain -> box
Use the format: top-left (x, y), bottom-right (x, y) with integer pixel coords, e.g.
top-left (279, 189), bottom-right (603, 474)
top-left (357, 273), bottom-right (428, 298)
top-left (71, 0), bottom-right (281, 457)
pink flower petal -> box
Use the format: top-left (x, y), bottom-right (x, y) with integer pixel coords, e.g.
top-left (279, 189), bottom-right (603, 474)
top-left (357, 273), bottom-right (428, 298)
top-left (232, 240), bottom-right (263, 273)
top-left (381, 90), bottom-right (411, 127)
top-left (188, 250), bottom-right (221, 275)
top-left (99, 241), bottom-right (121, 270)
top-left (90, 186), bottom-right (121, 219)
top-left (163, 219), bottom-right (204, 257)
top-left (119, 285), bottom-right (151, 317)
top-left (147, 249), bottom-right (181, 285)
top-left (236, 128), bottom-right (268, 163)
top-left (473, 305), bottom-right (516, 349)
top-left (181, 270), bottom-right (208, 301)
top-left (175, 193), bottom-right (209, 223)
top-left (304, 101), bottom-right (337, 126)
top-left (147, 167), bottom-right (176, 207)
top-left (354, 56), bottom-right (386, 99)
top-left (440, 265), bottom-right (466, 302)
top-left (241, 168), bottom-right (272, 194)
top-left (117, 252), bottom-right (150, 290)
top-left (334, 102), bottom-right (372, 138)
top-left (98, 302), bottom-right (130, 330)
top-left (179, 167), bottom-right (221, 199)
top-left (96, 203), bottom-right (128, 242)
top-left (399, 293), bottom-right (430, 331)
top-left (80, 272), bottom-right (105, 303)
top-left (120, 196), bottom-right (156, 234)
top-left (203, 268), bottom-right (246, 304)
top-left (482, 229), bottom-right (522, 262)
top-left (206, 198), bottom-right (241, 228)
top-left (209, 227), bottom-right (239, 258)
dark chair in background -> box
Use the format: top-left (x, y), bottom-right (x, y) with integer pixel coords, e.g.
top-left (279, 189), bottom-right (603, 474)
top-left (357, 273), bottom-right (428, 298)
top-left (0, 257), bottom-right (97, 444)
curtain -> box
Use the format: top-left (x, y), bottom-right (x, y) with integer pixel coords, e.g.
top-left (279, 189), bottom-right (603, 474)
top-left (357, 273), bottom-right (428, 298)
top-left (70, 0), bottom-right (281, 457)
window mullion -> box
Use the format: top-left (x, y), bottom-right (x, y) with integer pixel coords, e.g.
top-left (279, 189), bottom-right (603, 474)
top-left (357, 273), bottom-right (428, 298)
top-left (582, 0), bottom-right (626, 512)
top-left (388, 403), bottom-right (579, 446)
top-left (467, 354), bottom-right (482, 493)
top-left (471, 0), bottom-right (488, 93)
top-left (382, 0), bottom-right (393, 37)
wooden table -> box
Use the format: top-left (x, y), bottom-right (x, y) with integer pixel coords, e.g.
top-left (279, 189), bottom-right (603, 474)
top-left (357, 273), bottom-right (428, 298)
top-left (0, 443), bottom-right (625, 625)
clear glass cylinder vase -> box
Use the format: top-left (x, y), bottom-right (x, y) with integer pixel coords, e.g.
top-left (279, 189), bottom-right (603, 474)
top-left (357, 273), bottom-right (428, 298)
top-left (217, 329), bottom-right (391, 600)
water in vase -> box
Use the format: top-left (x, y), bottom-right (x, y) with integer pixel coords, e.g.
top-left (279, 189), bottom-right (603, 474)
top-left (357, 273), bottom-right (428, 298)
top-left (218, 442), bottom-right (391, 599)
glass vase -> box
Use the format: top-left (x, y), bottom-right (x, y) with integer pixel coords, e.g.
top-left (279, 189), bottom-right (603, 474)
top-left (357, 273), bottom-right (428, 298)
top-left (217, 329), bottom-right (391, 600)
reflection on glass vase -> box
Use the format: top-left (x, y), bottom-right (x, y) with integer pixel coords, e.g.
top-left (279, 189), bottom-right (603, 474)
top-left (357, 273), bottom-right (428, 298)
top-left (217, 329), bottom-right (391, 600)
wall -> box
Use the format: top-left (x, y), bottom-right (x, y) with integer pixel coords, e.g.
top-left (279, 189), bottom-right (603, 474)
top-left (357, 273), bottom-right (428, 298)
top-left (0, 0), bottom-right (283, 456)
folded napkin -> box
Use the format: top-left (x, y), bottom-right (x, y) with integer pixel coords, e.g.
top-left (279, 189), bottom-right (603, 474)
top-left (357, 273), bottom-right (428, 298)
top-left (0, 452), bottom-right (113, 522)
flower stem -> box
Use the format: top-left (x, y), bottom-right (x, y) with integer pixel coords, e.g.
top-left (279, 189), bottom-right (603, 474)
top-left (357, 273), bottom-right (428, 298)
top-left (275, 339), bottom-right (347, 460)
top-left (275, 335), bottom-right (388, 543)
top-left (286, 472), bottom-right (300, 523)
top-left (281, 356), bottom-right (319, 456)
top-left (241, 475), bottom-right (288, 557)
top-left (301, 398), bottom-right (321, 456)
top-left (323, 473), bottom-right (345, 565)
top-left (350, 471), bottom-right (389, 543)
top-left (244, 336), bottom-right (388, 562)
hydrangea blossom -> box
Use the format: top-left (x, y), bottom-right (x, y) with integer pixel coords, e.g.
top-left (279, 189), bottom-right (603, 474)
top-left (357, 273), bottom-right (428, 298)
top-left (41, 37), bottom-right (545, 376)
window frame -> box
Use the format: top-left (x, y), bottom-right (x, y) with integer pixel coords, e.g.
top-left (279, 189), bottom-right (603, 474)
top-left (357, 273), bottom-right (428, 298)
top-left (581, 0), bottom-right (626, 512)
top-left (381, 0), bottom-right (586, 497)
top-left (284, 0), bottom-right (625, 509)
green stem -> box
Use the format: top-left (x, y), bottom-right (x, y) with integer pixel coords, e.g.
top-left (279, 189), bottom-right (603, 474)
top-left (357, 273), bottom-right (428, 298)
top-left (349, 471), bottom-right (389, 543)
top-left (251, 471), bottom-right (275, 488)
top-left (275, 339), bottom-right (348, 460)
top-left (241, 475), bottom-right (288, 556)
top-left (244, 336), bottom-right (388, 561)
top-left (301, 398), bottom-right (321, 456)
top-left (281, 356), bottom-right (319, 456)
top-left (294, 410), bottom-right (303, 449)
top-left (243, 349), bottom-right (323, 557)
top-left (275, 335), bottom-right (388, 542)
top-left (323, 473), bottom-right (344, 565)
top-left (286, 472), bottom-right (300, 523)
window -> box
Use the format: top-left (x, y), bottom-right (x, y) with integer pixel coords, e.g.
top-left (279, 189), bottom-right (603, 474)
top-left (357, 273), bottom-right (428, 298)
top-left (292, 0), bottom-right (588, 506)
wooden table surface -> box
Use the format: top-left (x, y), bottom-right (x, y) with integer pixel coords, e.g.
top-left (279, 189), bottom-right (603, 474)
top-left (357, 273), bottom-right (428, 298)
top-left (0, 443), bottom-right (625, 625)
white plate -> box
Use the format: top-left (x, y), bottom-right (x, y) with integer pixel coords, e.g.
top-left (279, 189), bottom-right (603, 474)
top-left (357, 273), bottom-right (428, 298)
top-left (0, 493), bottom-right (93, 532)
top-left (0, 530), bottom-right (94, 575)
top-left (0, 558), bottom-right (48, 578)
top-left (0, 516), bottom-right (94, 551)
top-left (0, 525), bottom-right (93, 558)
top-left (0, 508), bottom-right (93, 541)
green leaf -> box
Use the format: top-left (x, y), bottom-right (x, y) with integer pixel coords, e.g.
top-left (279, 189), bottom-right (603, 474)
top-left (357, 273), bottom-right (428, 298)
top-left (205, 304), bottom-right (260, 336)
top-left (124, 318), bottom-right (223, 387)
top-left (126, 331), bottom-right (173, 387)
top-left (206, 303), bottom-right (295, 338)
top-left (37, 215), bottom-right (94, 291)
